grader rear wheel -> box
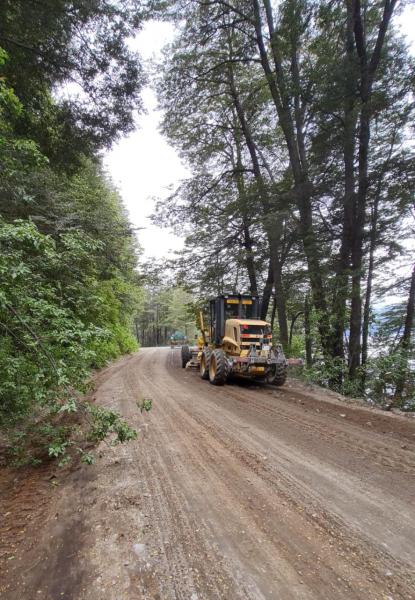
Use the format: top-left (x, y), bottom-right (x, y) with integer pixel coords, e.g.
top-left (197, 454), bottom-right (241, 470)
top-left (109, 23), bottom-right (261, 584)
top-left (208, 349), bottom-right (228, 386)
top-left (181, 345), bottom-right (192, 368)
top-left (200, 348), bottom-right (211, 380)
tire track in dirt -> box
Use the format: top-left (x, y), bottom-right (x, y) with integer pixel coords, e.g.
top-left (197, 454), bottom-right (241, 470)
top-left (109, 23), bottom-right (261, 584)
top-left (165, 378), bottom-right (415, 566)
top-left (121, 348), bottom-right (415, 599)
top-left (220, 385), bottom-right (415, 476)
top-left (128, 355), bottom-right (353, 599)
top-left (124, 352), bottom-right (257, 599)
top-left (4, 347), bottom-right (414, 600)
top-left (163, 354), bottom-right (415, 533)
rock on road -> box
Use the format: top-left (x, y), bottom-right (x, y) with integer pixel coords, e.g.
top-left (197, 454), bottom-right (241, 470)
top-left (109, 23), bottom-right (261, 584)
top-left (3, 347), bottom-right (415, 600)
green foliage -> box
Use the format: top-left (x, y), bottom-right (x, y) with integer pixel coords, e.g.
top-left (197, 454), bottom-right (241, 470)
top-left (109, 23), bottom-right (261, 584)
top-left (138, 398), bottom-right (153, 413)
top-left (88, 279), bottom-right (141, 367)
top-left (0, 47), bottom-right (47, 182)
top-left (88, 405), bottom-right (138, 444)
top-left (0, 1), bottom-right (145, 160)
top-left (0, 177), bottom-right (142, 462)
top-left (363, 352), bottom-right (412, 408)
top-left (0, 5), bottom-right (148, 466)
top-left (163, 287), bottom-right (195, 331)
top-left (306, 362), bottom-right (366, 398)
top-left (0, 220), bottom-right (96, 424)
top-left (287, 334), bottom-right (304, 359)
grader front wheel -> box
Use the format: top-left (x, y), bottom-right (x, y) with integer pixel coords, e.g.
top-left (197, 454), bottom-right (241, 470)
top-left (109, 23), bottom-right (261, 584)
top-left (268, 362), bottom-right (287, 386)
top-left (208, 349), bottom-right (228, 386)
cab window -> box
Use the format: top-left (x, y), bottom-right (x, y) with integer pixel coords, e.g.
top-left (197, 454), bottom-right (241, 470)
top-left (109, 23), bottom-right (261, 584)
top-left (225, 302), bottom-right (239, 319)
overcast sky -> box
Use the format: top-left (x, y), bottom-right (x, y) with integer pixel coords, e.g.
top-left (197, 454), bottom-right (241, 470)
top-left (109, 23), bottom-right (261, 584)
top-left (103, 21), bottom-right (185, 260)
top-left (103, 11), bottom-right (415, 261)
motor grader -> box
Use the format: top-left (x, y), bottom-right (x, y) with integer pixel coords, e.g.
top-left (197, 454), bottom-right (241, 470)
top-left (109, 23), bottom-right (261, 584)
top-left (181, 294), bottom-right (287, 386)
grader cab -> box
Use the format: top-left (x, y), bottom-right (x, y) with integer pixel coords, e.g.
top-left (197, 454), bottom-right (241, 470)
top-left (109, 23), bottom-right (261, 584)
top-left (181, 294), bottom-right (287, 387)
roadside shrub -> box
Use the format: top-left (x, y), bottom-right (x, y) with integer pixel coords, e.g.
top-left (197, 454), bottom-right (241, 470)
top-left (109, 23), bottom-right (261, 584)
top-left (0, 219), bottom-right (142, 464)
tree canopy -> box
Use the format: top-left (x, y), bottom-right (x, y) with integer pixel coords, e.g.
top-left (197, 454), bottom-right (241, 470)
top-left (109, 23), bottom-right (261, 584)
top-left (154, 0), bottom-right (415, 405)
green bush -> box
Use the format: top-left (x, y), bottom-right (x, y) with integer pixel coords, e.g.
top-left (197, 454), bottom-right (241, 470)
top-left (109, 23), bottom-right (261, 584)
top-left (0, 219), bottom-right (143, 464)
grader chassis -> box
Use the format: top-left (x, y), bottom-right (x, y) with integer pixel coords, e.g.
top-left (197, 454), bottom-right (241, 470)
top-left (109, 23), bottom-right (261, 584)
top-left (182, 294), bottom-right (287, 387)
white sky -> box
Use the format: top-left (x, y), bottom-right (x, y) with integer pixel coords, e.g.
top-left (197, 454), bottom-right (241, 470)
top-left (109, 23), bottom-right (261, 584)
top-left (103, 11), bottom-right (415, 261)
top-left (103, 22), bottom-right (187, 260)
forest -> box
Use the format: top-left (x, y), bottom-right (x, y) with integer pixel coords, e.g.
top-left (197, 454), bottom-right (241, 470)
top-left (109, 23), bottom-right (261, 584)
top-left (153, 0), bottom-right (415, 405)
top-left (0, 0), bottom-right (414, 464)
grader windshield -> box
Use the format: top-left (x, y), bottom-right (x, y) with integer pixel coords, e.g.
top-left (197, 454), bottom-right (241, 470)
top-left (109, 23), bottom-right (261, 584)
top-left (224, 297), bottom-right (257, 320)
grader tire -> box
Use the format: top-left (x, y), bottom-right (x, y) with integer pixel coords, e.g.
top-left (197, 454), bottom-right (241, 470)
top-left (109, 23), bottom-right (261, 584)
top-left (181, 344), bottom-right (192, 368)
top-left (271, 362), bottom-right (287, 387)
top-left (208, 349), bottom-right (228, 386)
top-left (200, 348), bottom-right (212, 380)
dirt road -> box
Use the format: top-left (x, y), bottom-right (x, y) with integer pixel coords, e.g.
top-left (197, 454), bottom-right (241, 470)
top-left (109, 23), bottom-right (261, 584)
top-left (2, 347), bottom-right (415, 599)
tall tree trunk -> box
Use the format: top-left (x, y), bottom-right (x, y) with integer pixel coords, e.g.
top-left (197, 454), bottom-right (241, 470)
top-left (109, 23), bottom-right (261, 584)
top-left (227, 57), bottom-right (288, 342)
top-left (348, 103), bottom-right (369, 379)
top-left (252, 0), bottom-right (331, 359)
top-left (271, 292), bottom-right (277, 331)
top-left (362, 134), bottom-right (396, 371)
top-left (261, 261), bottom-right (274, 320)
top-left (242, 218), bottom-right (258, 295)
top-left (304, 295), bottom-right (313, 368)
top-left (289, 311), bottom-right (303, 354)
top-left (361, 199), bottom-right (377, 368)
top-left (348, 0), bottom-right (399, 380)
top-left (332, 3), bottom-right (357, 365)
top-left (233, 132), bottom-right (258, 294)
top-left (273, 252), bottom-right (288, 349)
top-left (394, 264), bottom-right (415, 401)
top-left (400, 264), bottom-right (415, 348)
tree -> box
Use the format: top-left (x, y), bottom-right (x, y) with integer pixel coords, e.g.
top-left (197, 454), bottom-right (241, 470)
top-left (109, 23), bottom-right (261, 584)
top-left (393, 264), bottom-right (415, 402)
top-left (157, 0), bottom-right (414, 397)
top-left (0, 0), bottom-right (145, 162)
top-left (0, 3), bottom-right (147, 463)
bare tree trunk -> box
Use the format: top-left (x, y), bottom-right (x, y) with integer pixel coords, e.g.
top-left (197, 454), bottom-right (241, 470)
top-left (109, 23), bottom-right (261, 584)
top-left (289, 311), bottom-right (303, 354)
top-left (348, 103), bottom-right (369, 379)
top-left (348, 0), bottom-right (398, 380)
top-left (362, 133), bottom-right (396, 373)
top-left (233, 132), bottom-right (259, 294)
top-left (252, 0), bottom-right (331, 359)
top-left (261, 261), bottom-right (273, 320)
top-left (332, 3), bottom-right (357, 366)
top-left (304, 295), bottom-right (313, 368)
top-left (361, 200), bottom-right (377, 368)
top-left (362, 177), bottom-right (390, 368)
top-left (273, 253), bottom-right (288, 349)
top-left (394, 264), bottom-right (415, 401)
top-left (242, 218), bottom-right (258, 295)
top-left (271, 292), bottom-right (277, 331)
top-left (401, 265), bottom-right (415, 347)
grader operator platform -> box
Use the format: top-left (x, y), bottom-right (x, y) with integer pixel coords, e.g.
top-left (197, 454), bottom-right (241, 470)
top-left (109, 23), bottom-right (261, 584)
top-left (181, 294), bottom-right (287, 386)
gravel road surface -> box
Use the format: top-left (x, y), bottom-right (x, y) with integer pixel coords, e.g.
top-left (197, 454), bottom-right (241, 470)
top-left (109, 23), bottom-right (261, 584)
top-left (2, 347), bottom-right (415, 600)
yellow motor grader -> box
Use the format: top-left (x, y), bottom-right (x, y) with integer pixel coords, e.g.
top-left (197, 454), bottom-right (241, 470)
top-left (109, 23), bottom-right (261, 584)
top-left (181, 294), bottom-right (287, 386)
